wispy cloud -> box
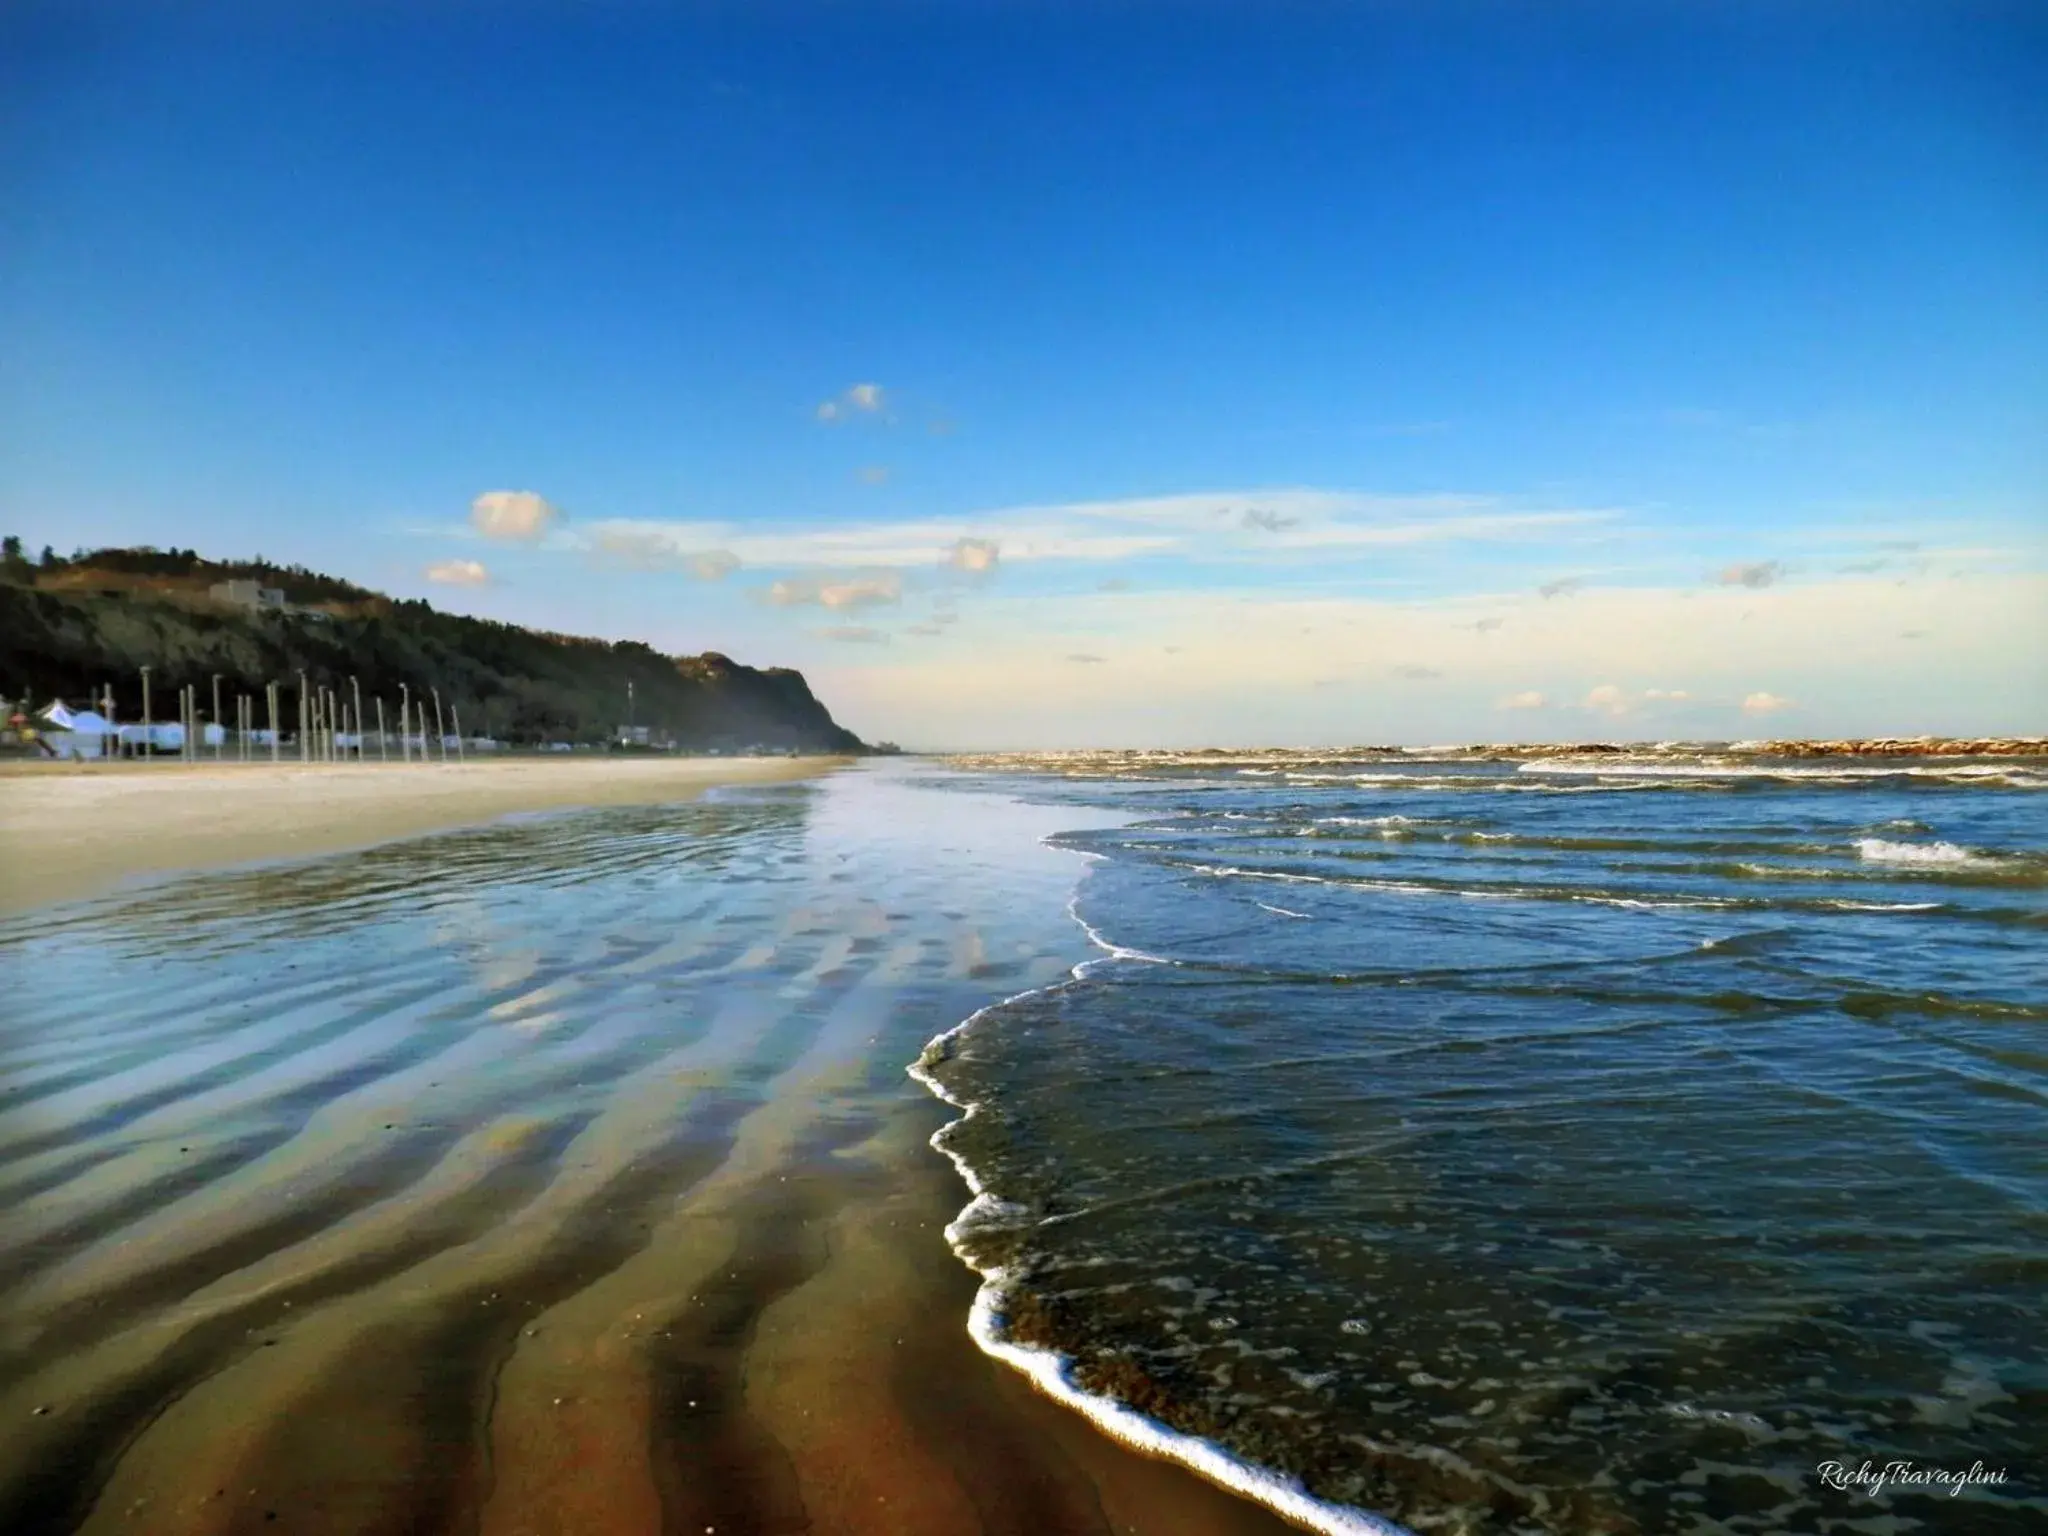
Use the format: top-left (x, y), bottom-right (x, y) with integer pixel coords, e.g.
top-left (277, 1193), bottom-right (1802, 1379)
top-left (1742, 690), bottom-right (1793, 715)
top-left (1583, 683), bottom-right (1630, 717)
top-left (1498, 690), bottom-right (1548, 710)
top-left (817, 625), bottom-right (891, 644)
top-left (1538, 576), bottom-right (1586, 599)
top-left (766, 573), bottom-right (903, 610)
top-left (1718, 560), bottom-right (1783, 589)
top-left (942, 536), bottom-right (1001, 575)
top-left (1394, 664), bottom-right (1443, 680)
top-left (470, 490), bottom-right (560, 542)
top-left (1474, 617), bottom-right (1505, 632)
top-left (571, 489), bottom-right (1613, 577)
top-left (816, 382), bottom-right (887, 422)
top-left (1067, 653), bottom-right (1107, 664)
top-left (587, 524), bottom-right (740, 579)
top-left (1241, 507), bottom-right (1299, 532)
top-left (425, 558), bottom-right (492, 586)
top-left (857, 465), bottom-right (892, 485)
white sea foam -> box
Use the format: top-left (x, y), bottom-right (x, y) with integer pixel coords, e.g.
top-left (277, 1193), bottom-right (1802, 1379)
top-left (1853, 838), bottom-right (2005, 870)
top-left (1519, 759), bottom-right (2048, 787)
top-left (907, 873), bottom-right (1419, 1536)
top-left (1256, 901), bottom-right (1312, 919)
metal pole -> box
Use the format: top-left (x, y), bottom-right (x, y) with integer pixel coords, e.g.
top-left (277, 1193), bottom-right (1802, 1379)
top-left (400, 685), bottom-right (410, 764)
top-left (141, 666), bottom-right (152, 759)
top-left (212, 675), bottom-right (222, 761)
top-left (376, 697), bottom-right (387, 762)
top-left (351, 677), bottom-right (364, 763)
top-left (432, 688), bottom-right (446, 764)
top-left (268, 682), bottom-right (280, 763)
top-left (452, 705), bottom-right (466, 764)
top-left (298, 672), bottom-right (308, 763)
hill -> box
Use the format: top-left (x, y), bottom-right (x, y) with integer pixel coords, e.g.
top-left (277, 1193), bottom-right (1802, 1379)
top-left (0, 541), bottom-right (869, 752)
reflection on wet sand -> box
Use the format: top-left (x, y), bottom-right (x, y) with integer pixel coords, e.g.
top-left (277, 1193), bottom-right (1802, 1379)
top-left (0, 771), bottom-right (1296, 1536)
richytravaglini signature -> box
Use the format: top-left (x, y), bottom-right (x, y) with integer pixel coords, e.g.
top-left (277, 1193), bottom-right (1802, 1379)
top-left (1818, 1460), bottom-right (2010, 1498)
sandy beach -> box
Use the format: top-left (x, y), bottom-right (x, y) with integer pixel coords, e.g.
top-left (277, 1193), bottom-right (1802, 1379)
top-left (0, 756), bottom-right (842, 913)
top-left (0, 763), bottom-right (1305, 1536)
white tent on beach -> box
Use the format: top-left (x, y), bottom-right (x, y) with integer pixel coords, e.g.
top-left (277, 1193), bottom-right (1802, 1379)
top-left (39, 702), bottom-right (119, 759)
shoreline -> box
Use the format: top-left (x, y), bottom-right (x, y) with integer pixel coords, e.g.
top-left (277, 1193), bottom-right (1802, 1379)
top-left (0, 756), bottom-right (845, 913)
top-left (912, 1002), bottom-right (1414, 1536)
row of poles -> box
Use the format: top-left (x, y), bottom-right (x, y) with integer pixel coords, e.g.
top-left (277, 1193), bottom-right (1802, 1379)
top-left (113, 669), bottom-right (466, 765)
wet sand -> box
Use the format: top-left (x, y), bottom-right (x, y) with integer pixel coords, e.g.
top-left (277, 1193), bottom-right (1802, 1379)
top-left (0, 756), bottom-right (840, 912)
top-left (0, 768), bottom-right (1305, 1536)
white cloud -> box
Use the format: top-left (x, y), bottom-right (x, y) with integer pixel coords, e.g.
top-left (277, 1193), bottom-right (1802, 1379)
top-left (1538, 576), bottom-right (1586, 599)
top-left (818, 625), bottom-right (890, 644)
top-left (470, 490), bottom-right (560, 542)
top-left (858, 465), bottom-right (891, 485)
top-left (1742, 690), bottom-right (1793, 715)
top-left (767, 572), bottom-right (904, 610)
top-left (580, 516), bottom-right (1171, 570)
top-left (571, 488), bottom-right (1612, 578)
top-left (817, 382), bottom-right (887, 421)
top-left (1644, 687), bottom-right (1690, 701)
top-left (1068, 653), bottom-right (1107, 664)
top-left (425, 559), bottom-right (491, 587)
top-left (906, 623), bottom-right (944, 637)
top-left (1583, 683), bottom-right (1630, 717)
top-left (1719, 560), bottom-right (1783, 589)
top-left (1499, 690), bottom-right (1548, 710)
top-left (1395, 665), bottom-right (1444, 681)
top-left (943, 536), bottom-right (1001, 574)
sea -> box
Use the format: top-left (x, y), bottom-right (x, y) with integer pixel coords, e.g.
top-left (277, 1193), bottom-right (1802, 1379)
top-left (2, 751), bottom-right (2043, 1535)
top-left (913, 748), bottom-right (2048, 1536)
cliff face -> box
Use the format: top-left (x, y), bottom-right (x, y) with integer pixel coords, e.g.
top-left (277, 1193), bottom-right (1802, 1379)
top-left (0, 563), bottom-right (868, 753)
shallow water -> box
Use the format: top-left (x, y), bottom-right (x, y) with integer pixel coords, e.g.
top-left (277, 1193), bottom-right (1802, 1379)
top-left (0, 769), bottom-right (1120, 1534)
top-left (918, 753), bottom-right (2048, 1535)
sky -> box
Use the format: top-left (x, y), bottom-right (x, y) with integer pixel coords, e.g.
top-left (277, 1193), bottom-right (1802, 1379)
top-left (3, 1), bottom-right (2043, 749)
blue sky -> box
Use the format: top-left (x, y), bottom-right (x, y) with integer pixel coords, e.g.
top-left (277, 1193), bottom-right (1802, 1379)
top-left (4, 1), bottom-right (2043, 747)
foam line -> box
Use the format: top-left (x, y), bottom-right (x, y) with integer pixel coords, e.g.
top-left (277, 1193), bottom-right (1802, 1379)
top-left (906, 869), bottom-right (1419, 1536)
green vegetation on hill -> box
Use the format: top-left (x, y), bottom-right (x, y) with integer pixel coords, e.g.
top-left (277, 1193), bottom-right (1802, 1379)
top-left (0, 541), bottom-right (868, 752)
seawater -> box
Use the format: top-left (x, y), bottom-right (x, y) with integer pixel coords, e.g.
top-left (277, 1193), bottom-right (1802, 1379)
top-left (914, 752), bottom-right (2048, 1536)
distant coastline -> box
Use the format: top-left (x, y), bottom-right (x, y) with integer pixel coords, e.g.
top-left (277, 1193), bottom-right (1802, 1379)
top-left (949, 737), bottom-right (2046, 766)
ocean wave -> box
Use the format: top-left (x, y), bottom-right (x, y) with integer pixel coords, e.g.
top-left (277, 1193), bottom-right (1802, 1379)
top-left (1519, 759), bottom-right (2048, 787)
top-left (1853, 838), bottom-right (2008, 870)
